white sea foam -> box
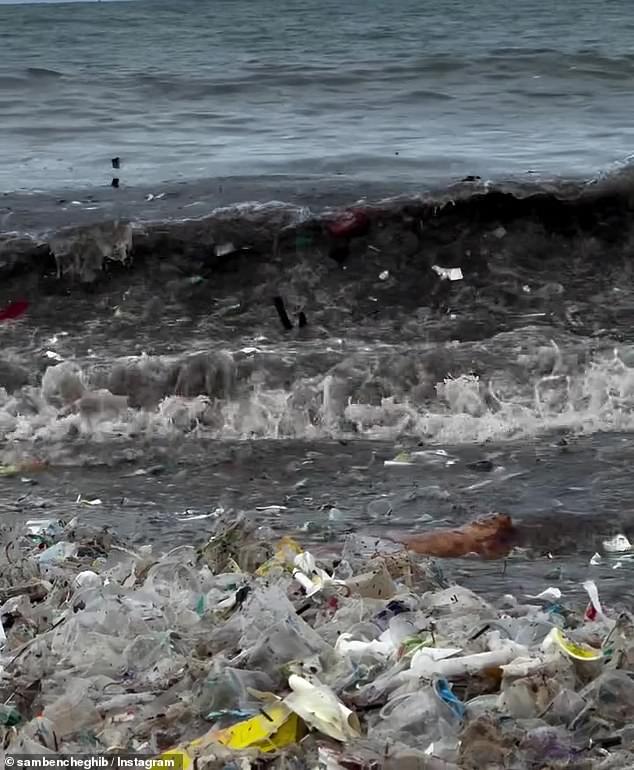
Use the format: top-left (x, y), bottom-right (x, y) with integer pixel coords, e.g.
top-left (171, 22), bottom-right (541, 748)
top-left (2, 338), bottom-right (634, 458)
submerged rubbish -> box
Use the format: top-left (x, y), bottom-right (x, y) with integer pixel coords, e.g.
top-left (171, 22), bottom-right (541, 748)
top-left (0, 298), bottom-right (29, 322)
top-left (0, 509), bottom-right (633, 768)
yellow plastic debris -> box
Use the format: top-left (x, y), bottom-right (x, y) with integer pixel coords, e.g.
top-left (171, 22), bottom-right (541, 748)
top-left (256, 536), bottom-right (303, 576)
top-left (553, 628), bottom-right (602, 661)
top-left (155, 703), bottom-right (305, 766)
top-left (214, 703), bottom-right (305, 751)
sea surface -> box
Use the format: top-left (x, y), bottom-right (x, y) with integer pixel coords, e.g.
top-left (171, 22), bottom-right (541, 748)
top-left (1, 0), bottom-right (634, 189)
top-left (1, 0), bottom-right (634, 603)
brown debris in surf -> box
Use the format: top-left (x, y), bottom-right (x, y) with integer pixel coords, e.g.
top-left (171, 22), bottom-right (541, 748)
top-left (397, 512), bottom-right (516, 560)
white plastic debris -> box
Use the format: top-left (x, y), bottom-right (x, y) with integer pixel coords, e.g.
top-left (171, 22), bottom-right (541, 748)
top-left (73, 570), bottom-right (102, 589)
top-left (384, 452), bottom-right (413, 466)
top-left (526, 587), bottom-right (562, 602)
top-left (76, 495), bottom-right (102, 506)
top-left (410, 646), bottom-right (463, 667)
top-left (293, 569), bottom-right (319, 595)
top-left (317, 747), bottom-right (347, 770)
top-left (499, 655), bottom-right (555, 678)
top-left (583, 579), bottom-right (606, 621)
top-left (378, 270), bottom-right (390, 281)
top-left (602, 534), bottom-right (632, 553)
top-left (334, 634), bottom-right (392, 661)
top-left (177, 512), bottom-right (217, 522)
top-left (335, 627), bottom-right (399, 661)
top-left (590, 552), bottom-right (603, 566)
top-left (215, 586), bottom-right (249, 611)
top-left (432, 265), bottom-right (463, 281)
top-left (45, 350), bottom-right (64, 362)
top-left (292, 551), bottom-right (343, 597)
top-left (215, 242), bottom-right (236, 257)
top-left (284, 674), bottom-right (361, 742)
top-left (409, 635), bottom-right (526, 679)
top-left (26, 519), bottom-right (64, 537)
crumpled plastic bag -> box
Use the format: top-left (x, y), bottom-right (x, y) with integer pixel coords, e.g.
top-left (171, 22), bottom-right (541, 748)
top-left (284, 674), bottom-right (361, 742)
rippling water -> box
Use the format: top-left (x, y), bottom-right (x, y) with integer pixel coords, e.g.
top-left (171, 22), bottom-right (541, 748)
top-left (1, 0), bottom-right (634, 190)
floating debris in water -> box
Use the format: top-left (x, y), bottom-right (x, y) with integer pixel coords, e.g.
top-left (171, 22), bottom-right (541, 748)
top-left (75, 494), bottom-right (102, 506)
top-left (603, 534), bottom-right (632, 553)
top-left (432, 265), bottom-right (463, 281)
top-left (0, 299), bottom-right (29, 322)
top-left (526, 587), bottom-right (562, 602)
top-left (215, 242), bottom-right (236, 257)
top-left (384, 451), bottom-right (414, 466)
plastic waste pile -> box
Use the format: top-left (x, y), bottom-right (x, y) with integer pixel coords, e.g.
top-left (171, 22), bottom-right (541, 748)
top-left (0, 512), bottom-right (633, 769)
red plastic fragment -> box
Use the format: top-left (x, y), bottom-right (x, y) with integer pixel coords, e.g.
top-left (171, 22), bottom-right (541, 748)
top-left (326, 210), bottom-right (370, 239)
top-left (0, 299), bottom-right (29, 322)
top-left (584, 601), bottom-right (598, 622)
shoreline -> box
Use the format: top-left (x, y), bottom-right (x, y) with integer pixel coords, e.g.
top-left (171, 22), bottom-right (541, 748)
top-left (1, 508), bottom-right (632, 767)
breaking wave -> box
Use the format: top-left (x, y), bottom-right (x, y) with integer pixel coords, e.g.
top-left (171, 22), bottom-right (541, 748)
top-left (3, 165), bottom-right (634, 453)
top-left (2, 335), bottom-right (634, 458)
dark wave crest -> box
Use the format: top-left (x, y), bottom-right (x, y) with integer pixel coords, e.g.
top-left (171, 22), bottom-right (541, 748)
top-left (1, 169), bottom-right (634, 318)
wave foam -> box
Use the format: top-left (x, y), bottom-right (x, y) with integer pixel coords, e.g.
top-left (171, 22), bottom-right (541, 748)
top-left (2, 338), bottom-right (634, 456)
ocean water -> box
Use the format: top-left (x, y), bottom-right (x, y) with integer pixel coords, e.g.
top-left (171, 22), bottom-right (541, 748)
top-left (1, 0), bottom-right (634, 190)
top-left (2, 0), bottom-right (634, 598)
